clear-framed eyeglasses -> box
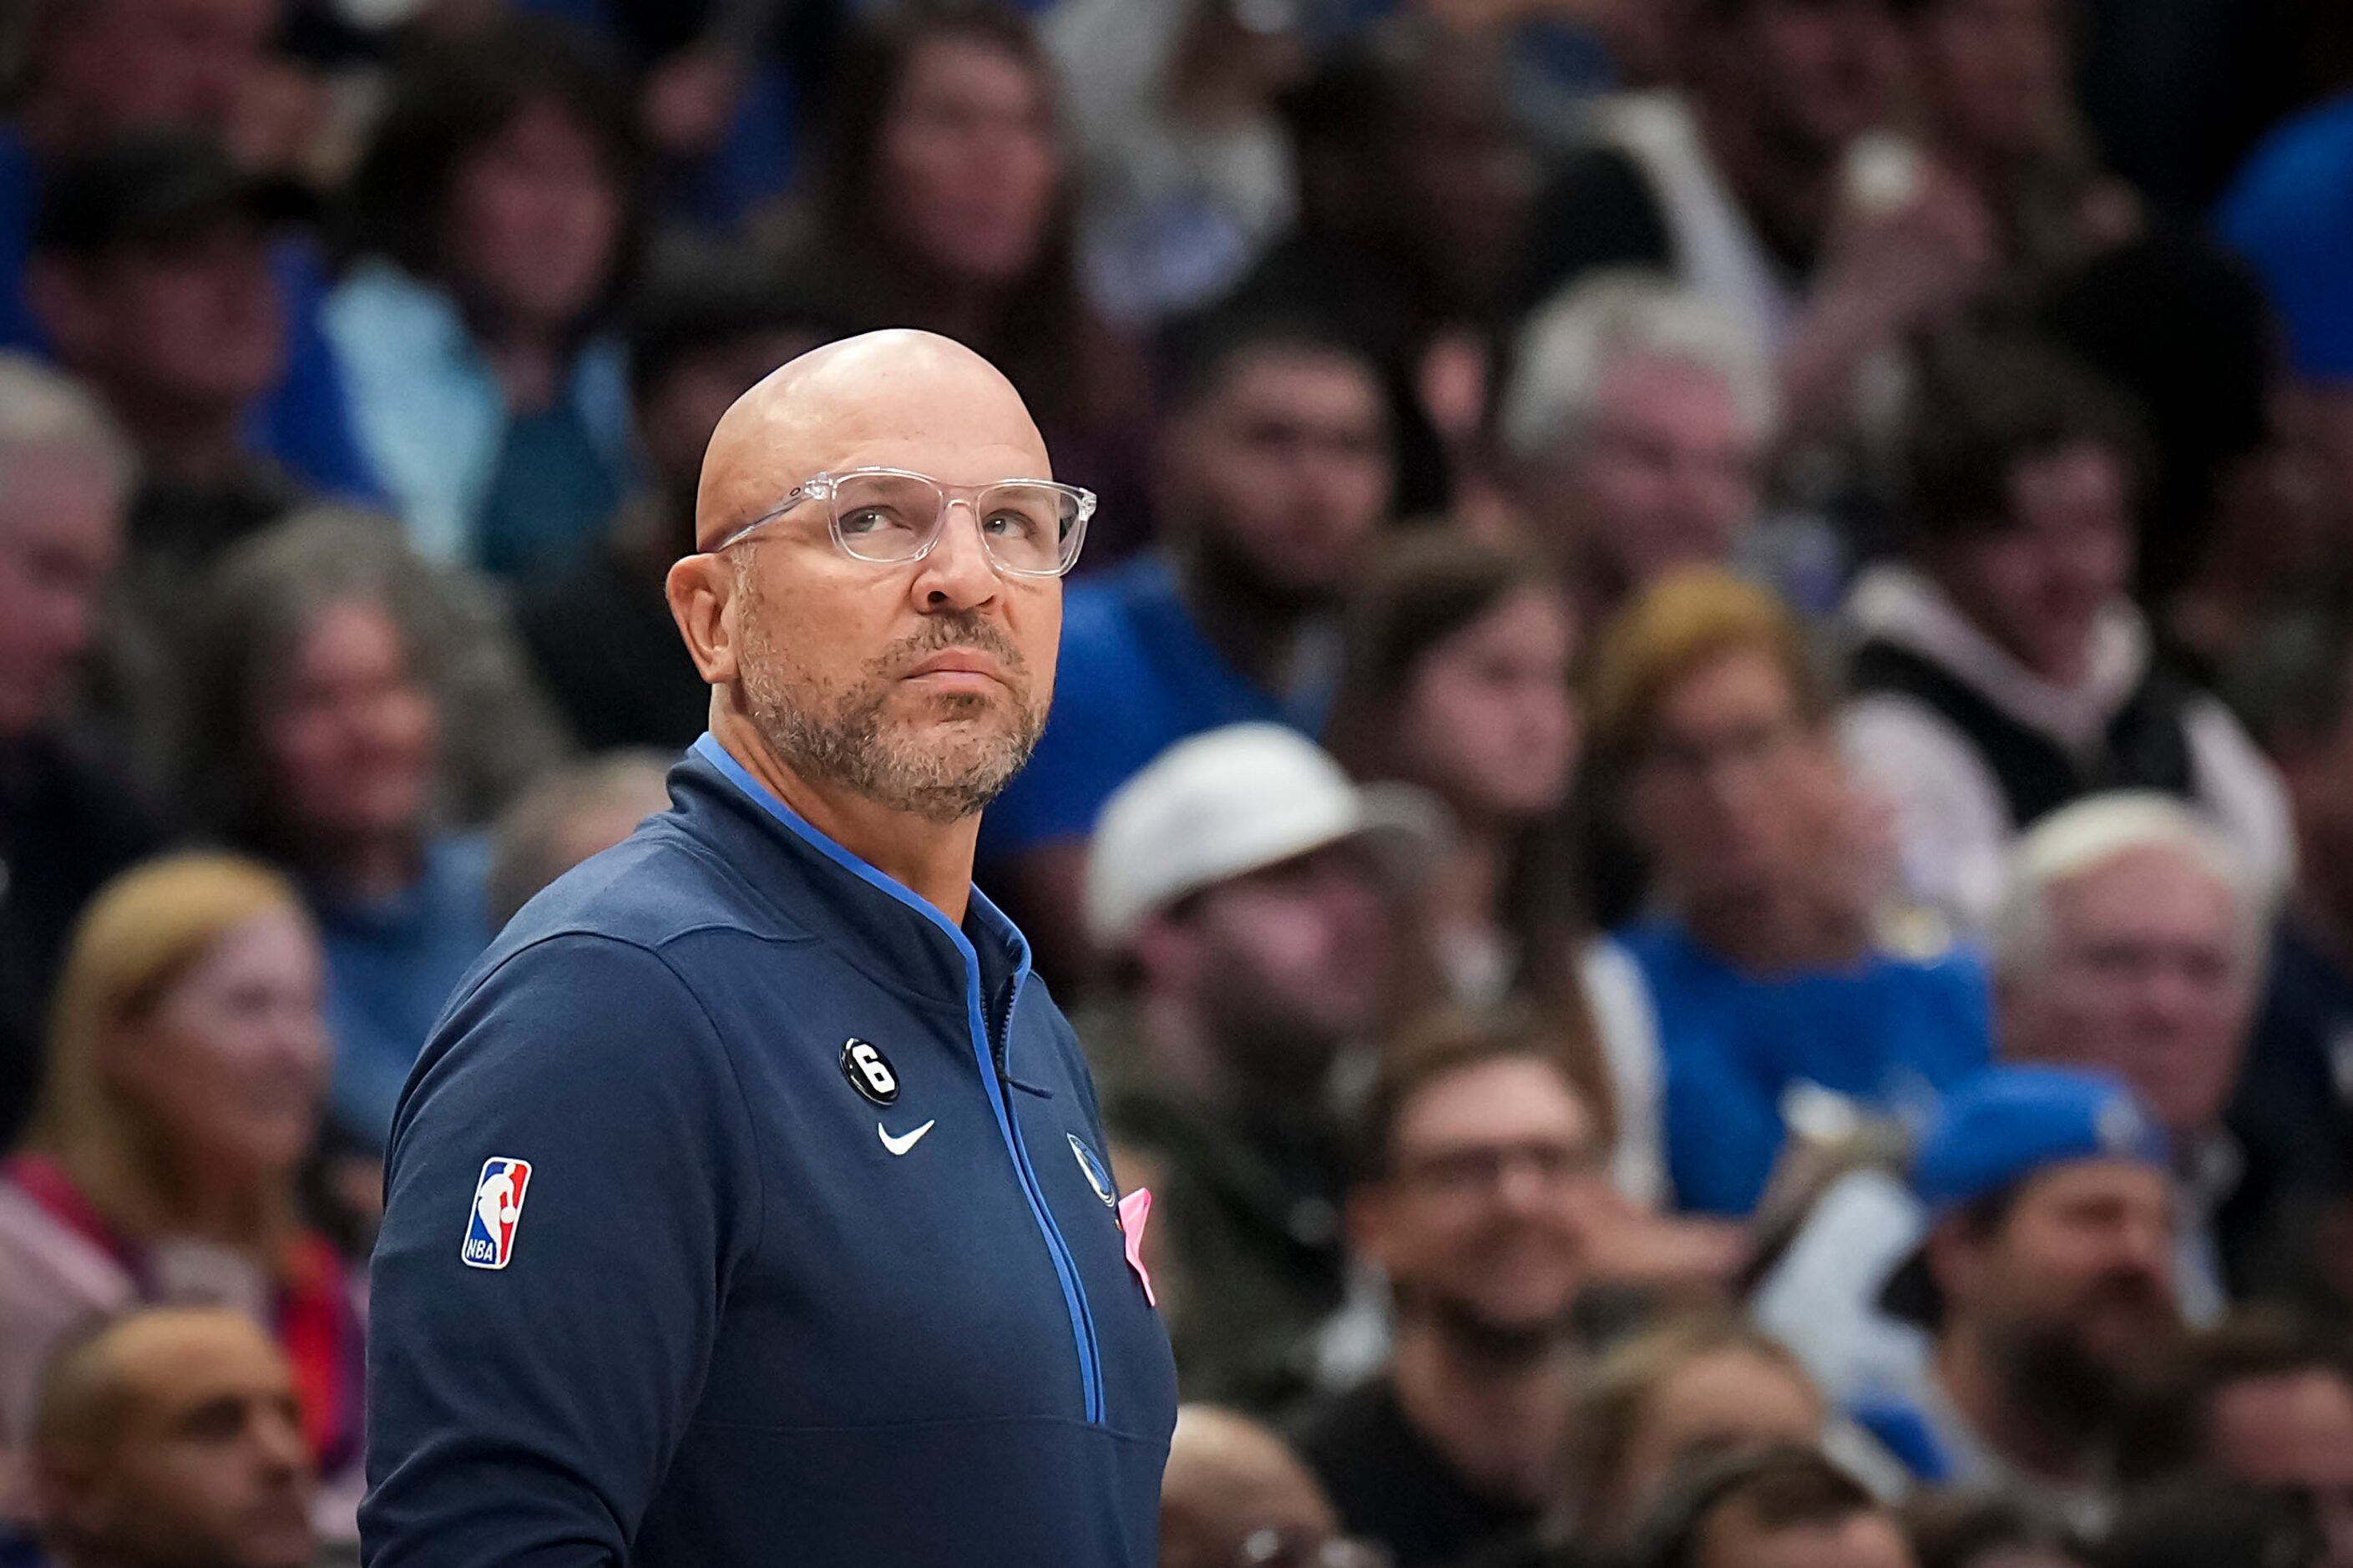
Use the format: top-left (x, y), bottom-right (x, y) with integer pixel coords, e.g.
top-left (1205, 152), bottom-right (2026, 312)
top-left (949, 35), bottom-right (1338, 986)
top-left (1236, 1529), bottom-right (1393, 1567)
top-left (710, 466), bottom-right (1096, 577)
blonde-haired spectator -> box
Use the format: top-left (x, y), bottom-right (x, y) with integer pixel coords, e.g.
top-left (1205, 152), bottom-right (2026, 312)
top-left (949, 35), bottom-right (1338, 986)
top-left (0, 853), bottom-right (362, 1539)
top-left (1588, 568), bottom-right (1991, 1216)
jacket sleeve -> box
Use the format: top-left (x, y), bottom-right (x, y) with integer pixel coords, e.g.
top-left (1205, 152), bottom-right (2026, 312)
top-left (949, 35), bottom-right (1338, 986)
top-left (360, 934), bottom-right (762, 1567)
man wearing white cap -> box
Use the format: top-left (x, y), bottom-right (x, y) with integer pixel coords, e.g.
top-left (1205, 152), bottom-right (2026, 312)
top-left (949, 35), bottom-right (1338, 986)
top-left (1081, 723), bottom-right (1436, 1411)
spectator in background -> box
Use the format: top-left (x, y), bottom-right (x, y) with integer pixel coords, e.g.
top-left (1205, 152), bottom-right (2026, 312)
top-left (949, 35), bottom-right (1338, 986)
top-left (779, 0), bottom-right (1153, 549)
top-left (1899, 1491), bottom-right (2087, 1568)
top-left (2097, 1481), bottom-right (2325, 1568)
top-left (1324, 534), bottom-right (1751, 1292)
top-left (1079, 724), bottom-right (1427, 1409)
top-left (1293, 1014), bottom-right (1615, 1568)
top-left (1993, 795), bottom-right (2270, 1316)
top-left (1514, 0), bottom-right (1991, 443)
top-left (0, 354), bottom-right (160, 1151)
top-left (1159, 1405), bottom-right (1381, 1568)
top-left (325, 18), bottom-right (646, 577)
top-left (1852, 1068), bottom-right (2178, 1531)
top-left (2119, 1310), bottom-right (2353, 1568)
top-left (1561, 1318), bottom-right (1830, 1565)
top-left (1842, 338), bottom-right (2290, 935)
top-left (2231, 618), bottom-right (2353, 1239)
top-left (2219, 93), bottom-right (2353, 534)
top-left (484, 751), bottom-right (671, 929)
top-left (1222, 18), bottom-right (1533, 513)
top-left (178, 517), bottom-right (505, 1150)
top-left (519, 246), bottom-right (841, 754)
top-left (1885, 0), bottom-right (2137, 290)
top-left (0, 857), bottom-right (361, 1530)
top-left (28, 1308), bottom-right (318, 1568)
top-left (27, 133), bottom-right (309, 658)
top-left (1496, 271), bottom-right (1813, 627)
top-left (1053, 0), bottom-right (1306, 325)
top-left (1631, 1444), bottom-right (1916, 1568)
top-left (1587, 568), bottom-right (1989, 1216)
top-left (0, 0), bottom-right (377, 503)
top-left (982, 312), bottom-right (1391, 981)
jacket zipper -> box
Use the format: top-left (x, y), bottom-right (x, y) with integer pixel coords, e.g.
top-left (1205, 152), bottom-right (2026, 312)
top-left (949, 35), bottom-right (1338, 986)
top-left (979, 975), bottom-right (1106, 1424)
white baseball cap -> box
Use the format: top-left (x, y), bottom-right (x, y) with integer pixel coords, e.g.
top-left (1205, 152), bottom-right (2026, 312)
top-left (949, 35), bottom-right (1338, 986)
top-left (1084, 724), bottom-right (1445, 951)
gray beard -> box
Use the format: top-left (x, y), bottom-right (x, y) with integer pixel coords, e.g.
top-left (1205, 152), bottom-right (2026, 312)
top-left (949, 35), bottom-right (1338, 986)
top-left (736, 589), bottom-right (1045, 825)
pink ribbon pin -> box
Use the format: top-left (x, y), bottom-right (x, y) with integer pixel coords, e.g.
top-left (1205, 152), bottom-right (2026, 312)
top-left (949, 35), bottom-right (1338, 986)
top-left (1116, 1187), bottom-right (1156, 1307)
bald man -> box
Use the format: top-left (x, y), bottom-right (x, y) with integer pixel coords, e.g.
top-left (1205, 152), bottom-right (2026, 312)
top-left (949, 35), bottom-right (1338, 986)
top-left (30, 1309), bottom-right (316, 1568)
top-left (361, 331), bottom-right (1179, 1566)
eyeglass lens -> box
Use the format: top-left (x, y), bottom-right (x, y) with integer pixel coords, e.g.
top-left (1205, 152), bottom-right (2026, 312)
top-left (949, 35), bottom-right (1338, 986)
top-left (830, 471), bottom-right (1080, 574)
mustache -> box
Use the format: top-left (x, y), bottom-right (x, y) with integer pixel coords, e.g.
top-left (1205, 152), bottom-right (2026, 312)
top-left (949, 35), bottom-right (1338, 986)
top-left (872, 614), bottom-right (1028, 678)
top-left (2075, 1267), bottom-right (2177, 1317)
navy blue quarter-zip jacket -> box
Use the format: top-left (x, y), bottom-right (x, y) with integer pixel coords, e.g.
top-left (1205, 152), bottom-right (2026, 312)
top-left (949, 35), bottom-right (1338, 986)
top-left (361, 736), bottom-right (1179, 1566)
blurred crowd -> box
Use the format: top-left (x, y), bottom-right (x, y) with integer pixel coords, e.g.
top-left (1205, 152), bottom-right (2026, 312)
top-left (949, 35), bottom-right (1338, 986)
top-left (5, 0), bottom-right (2353, 1564)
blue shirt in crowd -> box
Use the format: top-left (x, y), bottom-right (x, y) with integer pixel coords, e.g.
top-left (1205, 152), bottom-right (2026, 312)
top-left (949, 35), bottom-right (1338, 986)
top-left (2218, 92), bottom-right (2353, 382)
top-left (0, 128), bottom-right (384, 503)
top-left (362, 738), bottom-right (1177, 1566)
top-left (1618, 920), bottom-right (1993, 1216)
top-left (314, 834), bottom-right (493, 1150)
top-left (980, 553), bottom-right (1331, 859)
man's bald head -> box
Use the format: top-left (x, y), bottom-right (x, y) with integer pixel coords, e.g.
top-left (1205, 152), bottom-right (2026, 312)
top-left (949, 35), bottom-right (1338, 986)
top-left (696, 329), bottom-right (1050, 551)
top-left (666, 327), bottom-right (1070, 837)
top-left (33, 1308), bottom-right (282, 1459)
top-left (32, 1307), bottom-right (316, 1568)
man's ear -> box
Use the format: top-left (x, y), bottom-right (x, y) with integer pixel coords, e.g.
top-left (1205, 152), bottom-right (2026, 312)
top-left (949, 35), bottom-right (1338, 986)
top-left (666, 552), bottom-right (738, 685)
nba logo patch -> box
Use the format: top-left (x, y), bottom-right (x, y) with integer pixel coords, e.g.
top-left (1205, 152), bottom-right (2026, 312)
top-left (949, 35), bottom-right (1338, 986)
top-left (461, 1156), bottom-right (532, 1270)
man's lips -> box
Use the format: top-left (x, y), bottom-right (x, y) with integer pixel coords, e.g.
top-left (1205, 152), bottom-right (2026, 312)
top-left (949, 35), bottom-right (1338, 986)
top-left (903, 650), bottom-right (1010, 688)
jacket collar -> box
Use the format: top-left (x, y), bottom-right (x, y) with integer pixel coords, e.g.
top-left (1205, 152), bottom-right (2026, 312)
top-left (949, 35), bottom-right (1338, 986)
top-left (1845, 564), bottom-right (2152, 751)
top-left (677, 734), bottom-right (1031, 1014)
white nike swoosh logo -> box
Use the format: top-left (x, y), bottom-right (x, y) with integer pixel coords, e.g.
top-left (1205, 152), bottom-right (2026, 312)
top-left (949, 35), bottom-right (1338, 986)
top-left (878, 1120), bottom-right (935, 1156)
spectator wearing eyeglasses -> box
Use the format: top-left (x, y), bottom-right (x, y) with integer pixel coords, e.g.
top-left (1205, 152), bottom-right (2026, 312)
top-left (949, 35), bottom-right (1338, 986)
top-left (1496, 272), bottom-right (1817, 629)
top-left (1289, 1012), bottom-right (1614, 1568)
top-left (1992, 795), bottom-right (2272, 1318)
top-left (1586, 568), bottom-right (1990, 1217)
top-left (1161, 1404), bottom-right (1389, 1568)
top-left (2118, 1309), bottom-right (2353, 1568)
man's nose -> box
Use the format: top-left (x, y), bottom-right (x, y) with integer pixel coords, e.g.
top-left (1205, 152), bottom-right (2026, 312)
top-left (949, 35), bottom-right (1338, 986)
top-left (909, 501), bottom-right (1002, 611)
